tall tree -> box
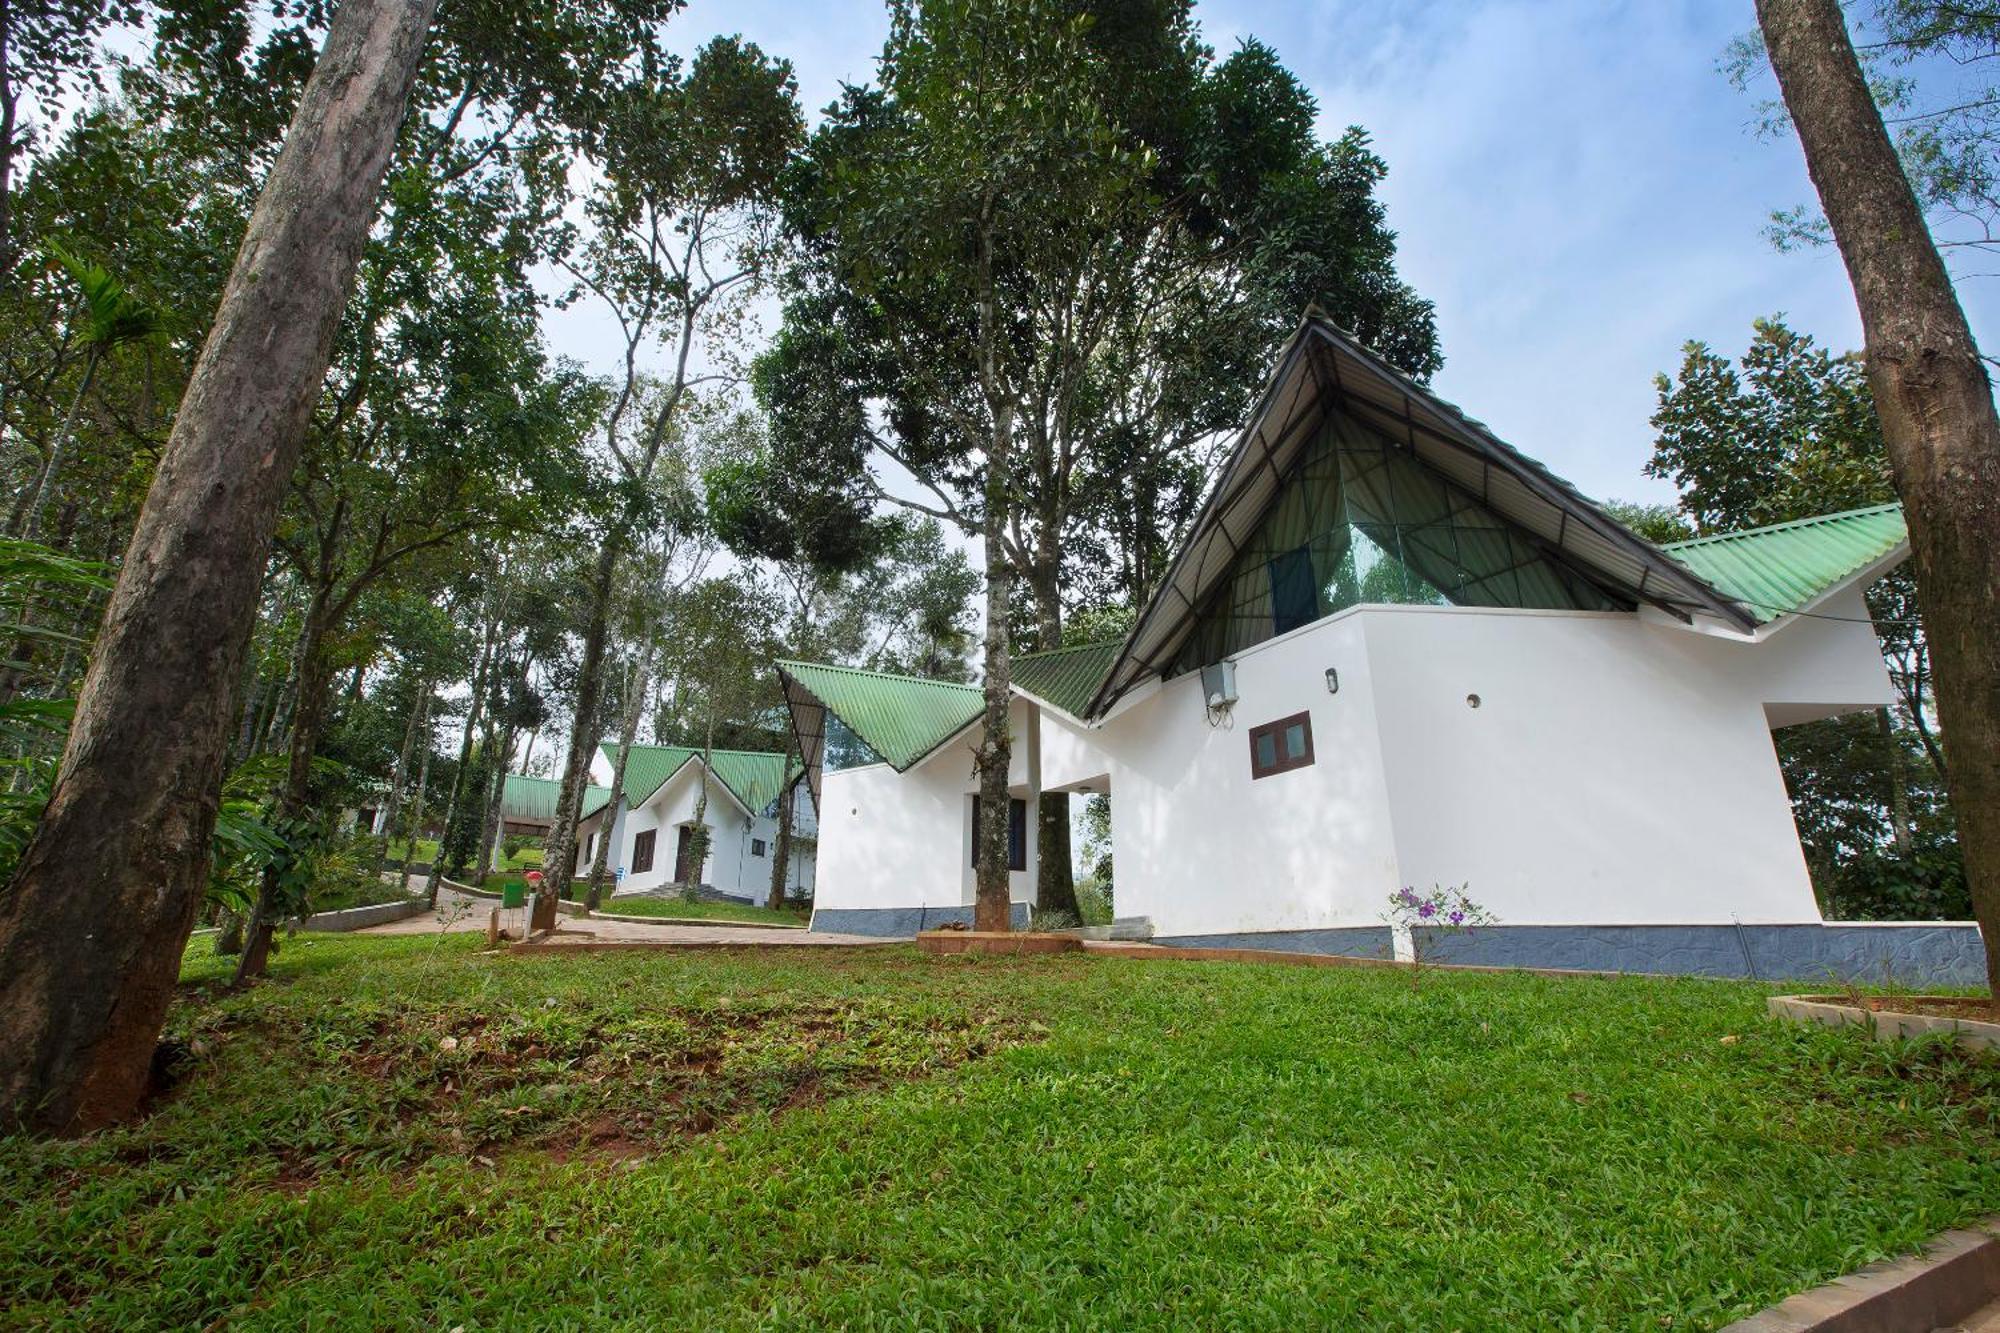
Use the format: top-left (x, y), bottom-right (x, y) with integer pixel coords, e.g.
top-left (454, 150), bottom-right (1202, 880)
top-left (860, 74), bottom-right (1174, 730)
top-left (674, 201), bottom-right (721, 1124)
top-left (1758, 0), bottom-right (2000, 1003)
top-left (536, 38), bottom-right (802, 916)
top-left (748, 3), bottom-right (1436, 927)
top-left (0, 0), bottom-right (439, 1134)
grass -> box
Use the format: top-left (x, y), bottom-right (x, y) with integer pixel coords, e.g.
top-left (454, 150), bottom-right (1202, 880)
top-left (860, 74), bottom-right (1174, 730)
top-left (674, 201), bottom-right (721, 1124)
top-left (3, 936), bottom-right (1997, 1328)
top-left (594, 894), bottom-right (809, 926)
top-left (473, 872), bottom-right (810, 926)
top-left (307, 875), bottom-right (417, 914)
top-left (384, 840), bottom-right (540, 871)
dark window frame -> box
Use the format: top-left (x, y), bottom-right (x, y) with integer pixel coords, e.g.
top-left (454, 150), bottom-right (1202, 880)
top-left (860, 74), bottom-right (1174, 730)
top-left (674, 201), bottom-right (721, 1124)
top-left (751, 838), bottom-right (767, 858)
top-left (632, 828), bottom-right (657, 874)
top-left (1249, 710), bottom-right (1315, 780)
top-left (969, 795), bottom-right (1028, 872)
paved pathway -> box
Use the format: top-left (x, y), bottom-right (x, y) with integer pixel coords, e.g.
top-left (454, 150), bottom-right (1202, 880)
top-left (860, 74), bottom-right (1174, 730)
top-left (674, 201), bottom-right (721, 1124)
top-left (358, 887), bottom-right (884, 947)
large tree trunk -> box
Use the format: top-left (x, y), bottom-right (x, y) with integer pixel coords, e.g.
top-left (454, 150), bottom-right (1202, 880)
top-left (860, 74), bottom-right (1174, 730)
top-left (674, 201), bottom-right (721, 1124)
top-left (0, 0), bottom-right (437, 1135)
top-left (1760, 0), bottom-right (2000, 1004)
top-left (1879, 708), bottom-right (1914, 857)
top-left (682, 707), bottom-right (717, 903)
top-left (471, 723), bottom-right (514, 886)
top-left (972, 229), bottom-right (1016, 934)
top-left (396, 690), bottom-right (434, 897)
top-left (587, 649), bottom-right (652, 910)
top-left (375, 675), bottom-right (427, 873)
top-left (235, 587), bottom-right (338, 984)
top-left (543, 544), bottom-right (617, 912)
top-left (424, 590), bottom-right (502, 905)
top-left (1025, 554), bottom-right (1078, 923)
top-left (768, 764), bottom-right (797, 911)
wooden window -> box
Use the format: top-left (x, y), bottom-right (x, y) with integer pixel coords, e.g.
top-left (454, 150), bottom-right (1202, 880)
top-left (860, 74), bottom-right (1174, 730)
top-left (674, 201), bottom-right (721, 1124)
top-left (632, 828), bottom-right (656, 874)
top-left (1249, 711), bottom-right (1315, 779)
top-left (969, 796), bottom-right (1028, 872)
top-left (751, 838), bottom-right (767, 857)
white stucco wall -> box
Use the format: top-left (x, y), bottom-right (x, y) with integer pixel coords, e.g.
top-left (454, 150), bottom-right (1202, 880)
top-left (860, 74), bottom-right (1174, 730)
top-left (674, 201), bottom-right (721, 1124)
top-left (814, 700), bottom-right (1040, 913)
top-left (1080, 599), bottom-right (1888, 935)
top-left (1092, 610), bottom-right (1402, 937)
top-left (1363, 605), bottom-right (1843, 927)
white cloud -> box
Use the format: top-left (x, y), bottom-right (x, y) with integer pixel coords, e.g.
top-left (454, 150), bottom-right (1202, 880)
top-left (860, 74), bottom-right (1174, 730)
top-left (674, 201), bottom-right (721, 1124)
top-left (557, 0), bottom-right (1998, 512)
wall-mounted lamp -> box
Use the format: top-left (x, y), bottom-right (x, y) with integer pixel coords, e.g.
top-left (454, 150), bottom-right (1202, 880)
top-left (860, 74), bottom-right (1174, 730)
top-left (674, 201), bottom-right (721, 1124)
top-left (1324, 667), bottom-right (1339, 695)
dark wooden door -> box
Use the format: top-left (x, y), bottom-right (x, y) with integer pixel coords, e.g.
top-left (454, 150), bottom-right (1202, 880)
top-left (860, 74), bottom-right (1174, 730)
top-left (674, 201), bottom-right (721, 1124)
top-left (674, 825), bottom-right (696, 883)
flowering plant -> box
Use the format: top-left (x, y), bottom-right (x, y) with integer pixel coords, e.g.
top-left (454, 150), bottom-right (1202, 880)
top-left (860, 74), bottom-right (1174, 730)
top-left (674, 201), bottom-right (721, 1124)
top-left (1384, 883), bottom-right (1494, 986)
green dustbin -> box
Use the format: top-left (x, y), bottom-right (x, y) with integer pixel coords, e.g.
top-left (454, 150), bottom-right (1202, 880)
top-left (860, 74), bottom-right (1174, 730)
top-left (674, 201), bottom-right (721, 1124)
top-left (501, 881), bottom-right (525, 909)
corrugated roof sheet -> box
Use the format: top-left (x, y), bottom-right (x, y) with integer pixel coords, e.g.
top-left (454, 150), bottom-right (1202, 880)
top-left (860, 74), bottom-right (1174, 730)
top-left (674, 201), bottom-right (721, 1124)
top-left (1012, 640), bottom-right (1122, 721)
top-left (1661, 502), bottom-right (1907, 624)
top-left (776, 661), bottom-right (981, 772)
top-left (503, 773), bottom-right (609, 824)
top-left (582, 744), bottom-right (795, 820)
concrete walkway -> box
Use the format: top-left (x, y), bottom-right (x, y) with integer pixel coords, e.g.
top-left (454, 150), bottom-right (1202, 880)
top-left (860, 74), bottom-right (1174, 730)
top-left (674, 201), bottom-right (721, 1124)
top-left (358, 887), bottom-right (884, 948)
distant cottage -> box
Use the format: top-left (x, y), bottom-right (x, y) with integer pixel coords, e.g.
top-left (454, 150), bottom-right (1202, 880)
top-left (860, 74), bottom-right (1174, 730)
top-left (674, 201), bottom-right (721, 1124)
top-left (569, 744), bottom-right (814, 903)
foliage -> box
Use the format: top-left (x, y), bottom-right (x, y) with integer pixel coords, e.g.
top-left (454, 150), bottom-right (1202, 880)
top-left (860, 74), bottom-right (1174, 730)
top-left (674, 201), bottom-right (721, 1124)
top-left (1600, 499), bottom-right (1694, 545)
top-left (0, 537), bottom-right (108, 881)
top-left (747, 1), bottom-right (1440, 643)
top-left (1648, 317), bottom-right (1959, 919)
top-left (438, 746), bottom-right (494, 879)
top-left (1073, 875), bottom-right (1113, 927)
top-left (1, 937), bottom-right (1996, 1325)
top-left (1079, 793), bottom-right (1114, 903)
top-left (1732, 2), bottom-right (2000, 275)
top-left (1386, 883), bottom-right (1496, 986)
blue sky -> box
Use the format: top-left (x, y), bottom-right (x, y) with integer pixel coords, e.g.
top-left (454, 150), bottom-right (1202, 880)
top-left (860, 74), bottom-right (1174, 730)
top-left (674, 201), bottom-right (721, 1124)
top-left (554, 0), bottom-right (2000, 510)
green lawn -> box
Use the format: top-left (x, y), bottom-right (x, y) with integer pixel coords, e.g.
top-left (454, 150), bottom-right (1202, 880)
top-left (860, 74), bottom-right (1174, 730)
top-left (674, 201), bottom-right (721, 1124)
top-left (4, 935), bottom-right (1997, 1328)
top-left (472, 874), bottom-right (808, 926)
top-left (593, 894), bottom-right (809, 926)
top-left (382, 843), bottom-right (540, 880)
top-left (383, 837), bottom-right (438, 865)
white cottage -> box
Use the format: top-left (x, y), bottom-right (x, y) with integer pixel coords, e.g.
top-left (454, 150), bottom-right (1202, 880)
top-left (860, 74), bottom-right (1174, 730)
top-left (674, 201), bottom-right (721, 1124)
top-left (779, 317), bottom-right (1985, 982)
top-left (571, 744), bottom-right (815, 902)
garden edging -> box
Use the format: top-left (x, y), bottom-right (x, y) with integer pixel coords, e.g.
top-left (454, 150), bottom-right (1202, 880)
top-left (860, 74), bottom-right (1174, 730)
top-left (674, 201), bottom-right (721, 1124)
top-left (1720, 1214), bottom-right (2000, 1331)
top-left (295, 898), bottom-right (426, 932)
top-left (1769, 995), bottom-right (2000, 1054)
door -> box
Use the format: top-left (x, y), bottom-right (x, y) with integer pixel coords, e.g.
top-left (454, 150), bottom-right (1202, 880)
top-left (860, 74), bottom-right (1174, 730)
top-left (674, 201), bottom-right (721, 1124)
top-left (674, 825), bottom-right (697, 884)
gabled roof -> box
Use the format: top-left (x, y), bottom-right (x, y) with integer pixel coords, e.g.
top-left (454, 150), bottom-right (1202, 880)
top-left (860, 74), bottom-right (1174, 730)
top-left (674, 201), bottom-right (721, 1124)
top-left (1084, 316), bottom-right (1763, 717)
top-left (504, 773), bottom-right (610, 824)
top-left (1011, 640), bottom-right (1122, 722)
top-left (776, 661), bottom-right (981, 771)
top-left (1661, 502), bottom-right (1907, 625)
top-left (580, 743), bottom-right (795, 821)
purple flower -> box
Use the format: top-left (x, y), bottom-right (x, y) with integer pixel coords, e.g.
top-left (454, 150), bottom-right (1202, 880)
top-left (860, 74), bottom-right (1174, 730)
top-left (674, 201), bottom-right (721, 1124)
top-left (1448, 910), bottom-right (1464, 925)
top-left (1417, 902), bottom-right (1436, 919)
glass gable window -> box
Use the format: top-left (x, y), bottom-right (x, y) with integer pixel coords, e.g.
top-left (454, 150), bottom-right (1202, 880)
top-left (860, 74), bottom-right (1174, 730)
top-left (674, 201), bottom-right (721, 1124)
top-left (1174, 411), bottom-right (1620, 673)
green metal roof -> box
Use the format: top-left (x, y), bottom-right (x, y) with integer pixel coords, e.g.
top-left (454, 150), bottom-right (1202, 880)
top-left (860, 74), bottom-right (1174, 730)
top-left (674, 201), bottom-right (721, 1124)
top-left (776, 661), bottom-right (982, 771)
top-left (1661, 502), bottom-right (1907, 624)
top-left (1012, 640), bottom-right (1122, 720)
top-left (582, 744), bottom-right (795, 820)
top-left (503, 773), bottom-right (609, 824)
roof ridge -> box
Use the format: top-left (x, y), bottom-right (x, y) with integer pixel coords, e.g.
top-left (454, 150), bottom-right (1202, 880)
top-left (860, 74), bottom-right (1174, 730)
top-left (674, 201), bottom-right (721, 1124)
top-left (776, 659), bottom-right (980, 692)
top-left (1662, 501), bottom-right (1903, 551)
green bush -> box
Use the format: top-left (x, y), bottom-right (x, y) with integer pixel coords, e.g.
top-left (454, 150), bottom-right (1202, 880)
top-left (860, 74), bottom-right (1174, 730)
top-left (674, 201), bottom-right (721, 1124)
top-left (1074, 877), bottom-right (1113, 927)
